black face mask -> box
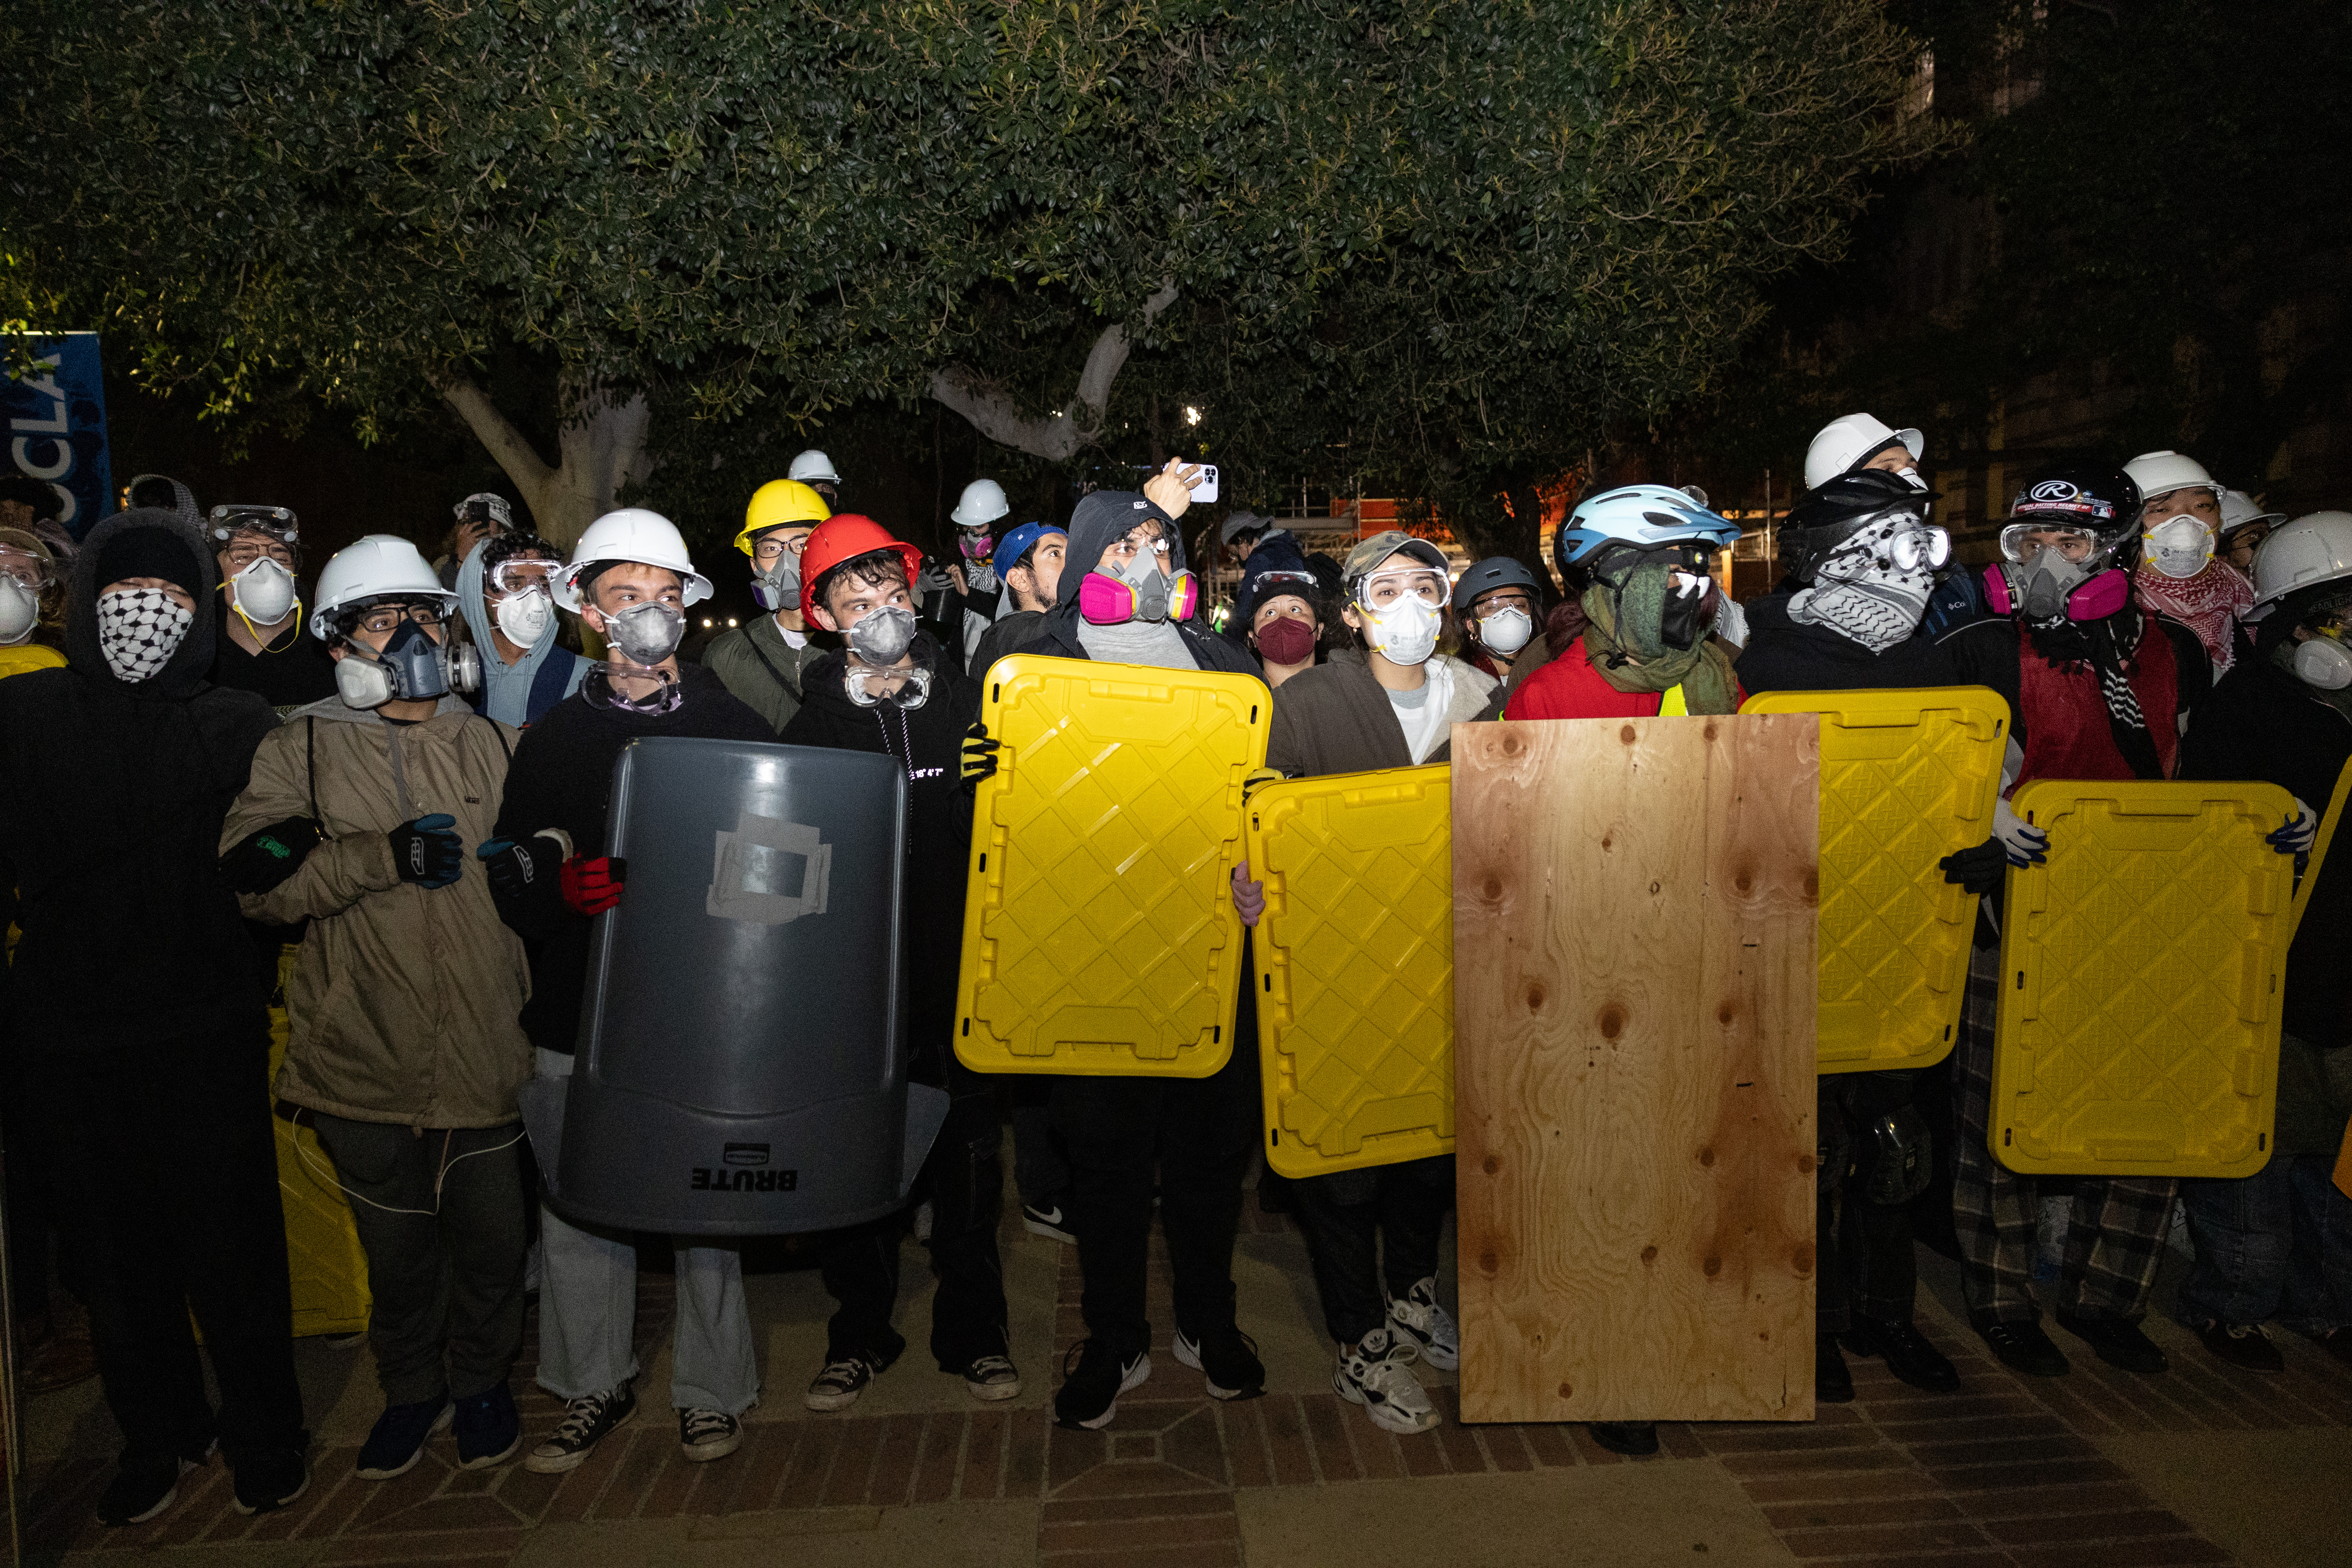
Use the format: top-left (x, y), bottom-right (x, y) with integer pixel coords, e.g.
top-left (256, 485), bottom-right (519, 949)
top-left (1591, 542), bottom-right (1717, 657)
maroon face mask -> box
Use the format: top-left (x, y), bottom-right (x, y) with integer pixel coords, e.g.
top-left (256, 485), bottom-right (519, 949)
top-left (1254, 615), bottom-right (1318, 666)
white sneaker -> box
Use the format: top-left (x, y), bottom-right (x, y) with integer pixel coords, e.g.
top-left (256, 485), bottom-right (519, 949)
top-left (1334, 1328), bottom-right (1439, 1434)
top-left (1387, 1277), bottom-right (1459, 1371)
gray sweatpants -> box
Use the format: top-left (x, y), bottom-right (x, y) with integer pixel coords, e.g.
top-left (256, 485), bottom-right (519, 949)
top-left (530, 1049), bottom-right (760, 1415)
top-left (310, 1112), bottom-right (528, 1408)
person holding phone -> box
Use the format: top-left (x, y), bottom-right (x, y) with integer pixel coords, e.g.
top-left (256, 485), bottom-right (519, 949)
top-left (436, 494), bottom-right (514, 591)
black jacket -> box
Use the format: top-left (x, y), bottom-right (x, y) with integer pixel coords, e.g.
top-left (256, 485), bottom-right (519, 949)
top-left (778, 634), bottom-right (975, 1079)
top-left (0, 508), bottom-right (277, 1058)
top-left (490, 661), bottom-right (772, 1053)
top-left (969, 608), bottom-right (1046, 691)
top-left (2180, 653), bottom-right (2352, 1047)
top-left (1734, 592), bottom-right (1967, 697)
top-left (1018, 490), bottom-right (1264, 681)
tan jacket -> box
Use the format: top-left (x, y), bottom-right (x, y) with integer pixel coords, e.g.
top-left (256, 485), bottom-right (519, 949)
top-left (223, 695), bottom-right (531, 1129)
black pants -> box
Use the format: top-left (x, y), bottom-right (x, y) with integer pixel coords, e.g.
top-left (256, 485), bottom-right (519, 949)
top-left (310, 1113), bottom-right (528, 1406)
top-left (821, 1060), bottom-right (1009, 1372)
top-left (1289, 1155), bottom-right (1452, 1345)
top-left (1051, 1020), bottom-right (1261, 1360)
top-left (19, 1017), bottom-right (307, 1465)
top-left (3, 1054), bottom-right (76, 1325)
top-left (1817, 1070), bottom-right (1923, 1332)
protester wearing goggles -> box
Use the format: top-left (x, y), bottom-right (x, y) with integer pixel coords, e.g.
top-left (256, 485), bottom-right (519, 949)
top-left (455, 532), bottom-right (589, 728)
top-left (206, 504), bottom-right (339, 717)
top-left (706, 478), bottom-right (833, 734)
top-left (0, 525), bottom-right (67, 677)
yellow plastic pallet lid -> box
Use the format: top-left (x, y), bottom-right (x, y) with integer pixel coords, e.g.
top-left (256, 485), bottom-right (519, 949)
top-left (1247, 765), bottom-right (1453, 1178)
top-left (1992, 778), bottom-right (2295, 1178)
top-left (956, 655), bottom-right (1269, 1078)
top-left (1739, 687), bottom-right (2009, 1073)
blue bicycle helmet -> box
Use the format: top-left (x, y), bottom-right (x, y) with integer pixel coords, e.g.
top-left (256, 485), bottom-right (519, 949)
top-left (1554, 484), bottom-right (1739, 580)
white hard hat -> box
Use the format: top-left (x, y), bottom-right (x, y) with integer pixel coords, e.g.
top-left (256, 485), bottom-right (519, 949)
top-left (2123, 451), bottom-right (2219, 510)
top-left (553, 508), bottom-right (714, 612)
top-left (2220, 488), bottom-right (2285, 533)
top-left (788, 449), bottom-right (840, 486)
top-left (951, 478), bottom-right (1010, 528)
top-left (310, 535), bottom-right (459, 641)
top-left (2247, 511), bottom-right (2352, 619)
top-left (1804, 413), bottom-right (1924, 491)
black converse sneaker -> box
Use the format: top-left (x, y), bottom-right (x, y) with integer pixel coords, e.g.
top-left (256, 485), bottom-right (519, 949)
top-left (524, 1383), bottom-right (638, 1475)
top-left (678, 1406), bottom-right (744, 1462)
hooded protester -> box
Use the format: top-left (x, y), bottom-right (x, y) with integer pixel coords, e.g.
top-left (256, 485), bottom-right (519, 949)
top-left (2125, 450), bottom-right (2256, 675)
top-left (1735, 471), bottom-right (1971, 1405)
top-left (1226, 532), bottom-right (1326, 690)
top-left (963, 460), bottom-right (1269, 1431)
top-left (207, 504), bottom-right (338, 716)
top-left (2175, 510), bottom-right (2352, 1373)
top-left (776, 516), bottom-right (1019, 1413)
top-left (1235, 531), bottom-right (1500, 1439)
top-left (479, 509), bottom-right (774, 1476)
top-left (220, 535), bottom-right (533, 1482)
top-left (0, 507), bottom-right (309, 1526)
top-left (704, 478), bottom-right (833, 733)
top-left (1504, 485), bottom-right (1746, 724)
top-left (456, 531), bottom-right (590, 727)
top-left (1935, 464), bottom-right (2234, 1383)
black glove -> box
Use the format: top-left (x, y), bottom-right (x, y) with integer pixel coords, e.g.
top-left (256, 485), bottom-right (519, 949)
top-left (220, 815), bottom-right (324, 895)
top-left (1938, 837), bottom-right (2007, 897)
top-left (961, 721), bottom-right (1001, 785)
top-left (388, 813), bottom-right (465, 889)
top-left (476, 833), bottom-right (561, 905)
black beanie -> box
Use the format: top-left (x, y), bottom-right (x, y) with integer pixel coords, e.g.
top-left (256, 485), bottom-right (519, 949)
top-left (95, 526), bottom-right (203, 596)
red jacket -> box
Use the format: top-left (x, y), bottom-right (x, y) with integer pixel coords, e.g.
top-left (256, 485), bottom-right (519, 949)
top-left (1503, 635), bottom-right (1746, 720)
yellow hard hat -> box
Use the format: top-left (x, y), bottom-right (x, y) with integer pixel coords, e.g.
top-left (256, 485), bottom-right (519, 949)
top-left (733, 479), bottom-right (832, 557)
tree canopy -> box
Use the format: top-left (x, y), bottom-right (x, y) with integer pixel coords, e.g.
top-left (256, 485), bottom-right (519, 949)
top-left (5, 0), bottom-right (1942, 557)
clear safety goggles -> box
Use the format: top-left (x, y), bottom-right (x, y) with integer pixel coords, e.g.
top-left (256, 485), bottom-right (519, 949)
top-left (1870, 520), bottom-right (1951, 573)
top-left (488, 559), bottom-right (557, 595)
top-left (1355, 568), bottom-right (1449, 610)
top-left (1998, 523), bottom-right (2102, 568)
top-left (1102, 528), bottom-right (1170, 568)
top-left (0, 548), bottom-right (55, 589)
top-left (208, 504), bottom-right (298, 544)
top-left (846, 664), bottom-right (933, 710)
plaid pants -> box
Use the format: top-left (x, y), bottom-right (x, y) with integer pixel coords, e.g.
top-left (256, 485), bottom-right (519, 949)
top-left (1952, 939), bottom-right (2177, 1326)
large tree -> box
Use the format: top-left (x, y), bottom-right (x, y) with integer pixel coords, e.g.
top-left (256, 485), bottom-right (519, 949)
top-left (5, 1), bottom-right (1942, 556)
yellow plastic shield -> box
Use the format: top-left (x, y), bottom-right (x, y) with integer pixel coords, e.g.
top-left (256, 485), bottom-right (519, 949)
top-left (1246, 765), bottom-right (1453, 1178)
top-left (1992, 779), bottom-right (2295, 1178)
top-left (955, 655), bottom-right (1269, 1078)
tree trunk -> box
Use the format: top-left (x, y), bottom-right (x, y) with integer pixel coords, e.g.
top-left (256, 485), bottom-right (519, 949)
top-left (432, 368), bottom-right (654, 550)
top-left (927, 283), bottom-right (1178, 461)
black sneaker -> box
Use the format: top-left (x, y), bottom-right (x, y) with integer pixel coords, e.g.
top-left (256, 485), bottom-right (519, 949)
top-left (356, 1396), bottom-right (453, 1480)
top-left (1022, 1194), bottom-right (1076, 1244)
top-left (2055, 1313), bottom-right (2169, 1374)
top-left (96, 1452), bottom-right (200, 1527)
top-left (678, 1407), bottom-right (743, 1462)
top-left (2195, 1318), bottom-right (2284, 1373)
top-left (524, 1382), bottom-right (638, 1474)
top-left (962, 1354), bottom-right (1024, 1403)
top-left (231, 1447), bottom-right (311, 1516)
top-left (1815, 1332), bottom-right (1854, 1403)
top-left (1978, 1319), bottom-right (2071, 1377)
top-left (804, 1356), bottom-right (878, 1413)
top-left (1845, 1314), bottom-right (1962, 1393)
top-left (1172, 1326), bottom-right (1265, 1401)
top-left (1054, 1339), bottom-right (1150, 1430)
top-left (1588, 1421), bottom-right (1658, 1456)
top-left (454, 1384), bottom-right (522, 1470)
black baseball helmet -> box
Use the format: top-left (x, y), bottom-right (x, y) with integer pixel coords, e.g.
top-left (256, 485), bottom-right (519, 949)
top-left (2001, 463), bottom-right (2145, 569)
top-left (1450, 555), bottom-right (1544, 615)
top-left (1780, 470), bottom-right (1940, 585)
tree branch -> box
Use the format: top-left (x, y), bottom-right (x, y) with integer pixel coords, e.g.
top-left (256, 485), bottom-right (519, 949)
top-left (928, 281), bottom-right (1179, 462)
top-left (432, 369), bottom-right (557, 510)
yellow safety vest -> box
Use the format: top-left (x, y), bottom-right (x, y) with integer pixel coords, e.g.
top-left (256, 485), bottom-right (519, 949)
top-left (1659, 684), bottom-right (1688, 717)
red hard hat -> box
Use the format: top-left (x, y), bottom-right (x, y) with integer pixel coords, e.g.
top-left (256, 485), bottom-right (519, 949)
top-left (798, 514), bottom-right (925, 624)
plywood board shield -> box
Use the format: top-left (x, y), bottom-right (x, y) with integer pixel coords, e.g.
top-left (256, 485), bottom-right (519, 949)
top-left (1453, 714), bottom-right (1819, 1425)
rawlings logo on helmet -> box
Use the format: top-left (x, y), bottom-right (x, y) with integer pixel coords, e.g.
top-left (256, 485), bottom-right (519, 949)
top-left (2028, 480), bottom-right (2080, 503)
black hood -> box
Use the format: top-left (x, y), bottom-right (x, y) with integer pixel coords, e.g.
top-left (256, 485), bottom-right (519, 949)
top-left (1056, 491), bottom-right (1187, 607)
top-left (65, 507), bottom-right (223, 700)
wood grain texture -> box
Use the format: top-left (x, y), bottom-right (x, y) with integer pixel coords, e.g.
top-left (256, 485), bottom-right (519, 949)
top-left (1452, 714), bottom-right (1820, 1424)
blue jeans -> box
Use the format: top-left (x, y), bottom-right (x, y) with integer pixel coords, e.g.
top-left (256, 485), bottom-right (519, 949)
top-left (2178, 1155), bottom-right (2352, 1332)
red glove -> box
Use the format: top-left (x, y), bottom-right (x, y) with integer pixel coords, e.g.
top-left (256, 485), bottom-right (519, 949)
top-left (560, 855), bottom-right (625, 916)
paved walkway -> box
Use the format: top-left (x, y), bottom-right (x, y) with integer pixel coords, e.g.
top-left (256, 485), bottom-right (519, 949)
top-left (16, 1196), bottom-right (2352, 1566)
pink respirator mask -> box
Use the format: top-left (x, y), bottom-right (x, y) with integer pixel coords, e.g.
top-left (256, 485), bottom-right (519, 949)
top-left (1079, 568), bottom-right (1198, 626)
top-left (1982, 561), bottom-right (2131, 622)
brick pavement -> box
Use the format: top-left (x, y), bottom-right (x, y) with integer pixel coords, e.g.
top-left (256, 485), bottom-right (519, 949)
top-left (19, 1201), bottom-right (2352, 1567)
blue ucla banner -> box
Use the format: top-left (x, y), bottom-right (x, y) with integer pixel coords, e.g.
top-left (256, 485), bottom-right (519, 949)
top-left (6, 333), bottom-right (114, 541)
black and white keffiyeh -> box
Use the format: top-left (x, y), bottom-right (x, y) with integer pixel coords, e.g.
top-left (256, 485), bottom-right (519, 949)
top-left (95, 586), bottom-right (193, 683)
top-left (1787, 515), bottom-right (1935, 653)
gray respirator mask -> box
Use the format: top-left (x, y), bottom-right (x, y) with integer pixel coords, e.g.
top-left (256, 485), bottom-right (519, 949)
top-left (337, 619), bottom-right (477, 709)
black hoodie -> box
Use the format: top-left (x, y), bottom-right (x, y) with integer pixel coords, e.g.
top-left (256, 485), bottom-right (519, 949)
top-left (1019, 491), bottom-right (1263, 680)
top-left (778, 633), bottom-right (976, 1078)
top-left (490, 660), bottom-right (773, 1054)
top-left (0, 508), bottom-right (277, 1057)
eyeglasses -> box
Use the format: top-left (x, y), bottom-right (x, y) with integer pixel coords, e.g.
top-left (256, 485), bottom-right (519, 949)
top-left (1356, 569), bottom-right (1448, 610)
top-left (489, 559), bottom-right (556, 595)
top-left (353, 604), bottom-right (447, 636)
top-left (751, 534), bottom-right (811, 566)
top-left (222, 537), bottom-right (295, 569)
